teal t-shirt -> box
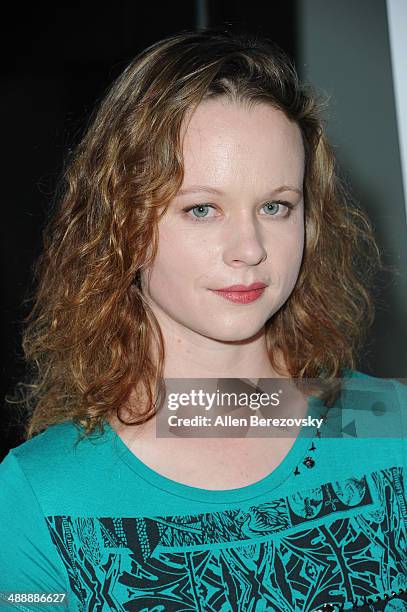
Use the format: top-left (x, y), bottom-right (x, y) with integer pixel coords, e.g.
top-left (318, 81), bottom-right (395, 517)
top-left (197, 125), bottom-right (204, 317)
top-left (0, 370), bottom-right (406, 612)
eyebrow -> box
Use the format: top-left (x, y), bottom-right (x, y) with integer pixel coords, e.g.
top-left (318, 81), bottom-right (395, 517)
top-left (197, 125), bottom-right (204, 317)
top-left (177, 184), bottom-right (303, 197)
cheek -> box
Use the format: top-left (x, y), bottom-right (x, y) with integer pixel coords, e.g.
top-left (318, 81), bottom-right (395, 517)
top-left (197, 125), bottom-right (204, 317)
top-left (290, 230), bottom-right (305, 267)
top-left (268, 227), bottom-right (304, 291)
top-left (270, 224), bottom-right (304, 263)
top-left (147, 230), bottom-right (203, 291)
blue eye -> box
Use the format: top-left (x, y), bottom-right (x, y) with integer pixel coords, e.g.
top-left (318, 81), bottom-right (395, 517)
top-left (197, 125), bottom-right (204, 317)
top-left (183, 200), bottom-right (293, 222)
top-left (190, 204), bottom-right (212, 218)
top-left (263, 202), bottom-right (279, 215)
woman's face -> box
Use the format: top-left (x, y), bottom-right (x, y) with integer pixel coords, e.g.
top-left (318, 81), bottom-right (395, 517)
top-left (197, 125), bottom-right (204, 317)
top-left (141, 98), bottom-right (305, 343)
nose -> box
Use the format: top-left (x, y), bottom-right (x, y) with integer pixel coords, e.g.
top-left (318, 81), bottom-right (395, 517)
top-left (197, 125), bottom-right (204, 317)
top-left (222, 211), bottom-right (267, 267)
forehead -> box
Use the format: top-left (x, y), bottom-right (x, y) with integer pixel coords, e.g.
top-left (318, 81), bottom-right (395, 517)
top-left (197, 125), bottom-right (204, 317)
top-left (180, 98), bottom-right (305, 186)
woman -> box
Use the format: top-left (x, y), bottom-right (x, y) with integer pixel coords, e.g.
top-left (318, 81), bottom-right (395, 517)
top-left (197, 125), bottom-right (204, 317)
top-left (1, 27), bottom-right (406, 612)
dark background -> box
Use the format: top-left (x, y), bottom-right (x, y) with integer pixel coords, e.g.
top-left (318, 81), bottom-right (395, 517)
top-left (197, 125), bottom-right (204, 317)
top-left (1, 1), bottom-right (405, 459)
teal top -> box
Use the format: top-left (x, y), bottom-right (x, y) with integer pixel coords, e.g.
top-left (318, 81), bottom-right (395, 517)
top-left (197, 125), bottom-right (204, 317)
top-left (0, 370), bottom-right (406, 611)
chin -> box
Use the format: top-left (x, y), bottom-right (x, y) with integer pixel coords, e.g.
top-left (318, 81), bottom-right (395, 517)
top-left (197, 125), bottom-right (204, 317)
top-left (198, 323), bottom-right (267, 343)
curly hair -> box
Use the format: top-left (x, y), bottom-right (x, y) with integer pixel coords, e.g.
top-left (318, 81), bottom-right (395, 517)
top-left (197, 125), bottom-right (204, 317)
top-left (10, 27), bottom-right (383, 439)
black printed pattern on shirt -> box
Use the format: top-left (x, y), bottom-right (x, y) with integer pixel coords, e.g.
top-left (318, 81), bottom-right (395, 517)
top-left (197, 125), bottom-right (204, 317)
top-left (45, 466), bottom-right (407, 611)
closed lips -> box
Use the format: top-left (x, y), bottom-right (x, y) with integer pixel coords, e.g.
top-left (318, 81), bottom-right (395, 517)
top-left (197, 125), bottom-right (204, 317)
top-left (213, 283), bottom-right (267, 291)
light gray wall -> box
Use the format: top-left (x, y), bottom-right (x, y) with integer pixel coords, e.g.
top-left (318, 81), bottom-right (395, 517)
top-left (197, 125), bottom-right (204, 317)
top-left (386, 0), bottom-right (407, 216)
top-left (296, 0), bottom-right (406, 378)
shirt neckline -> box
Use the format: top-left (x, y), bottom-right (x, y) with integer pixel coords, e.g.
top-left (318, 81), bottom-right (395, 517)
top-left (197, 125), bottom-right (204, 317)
top-left (102, 391), bottom-right (327, 505)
